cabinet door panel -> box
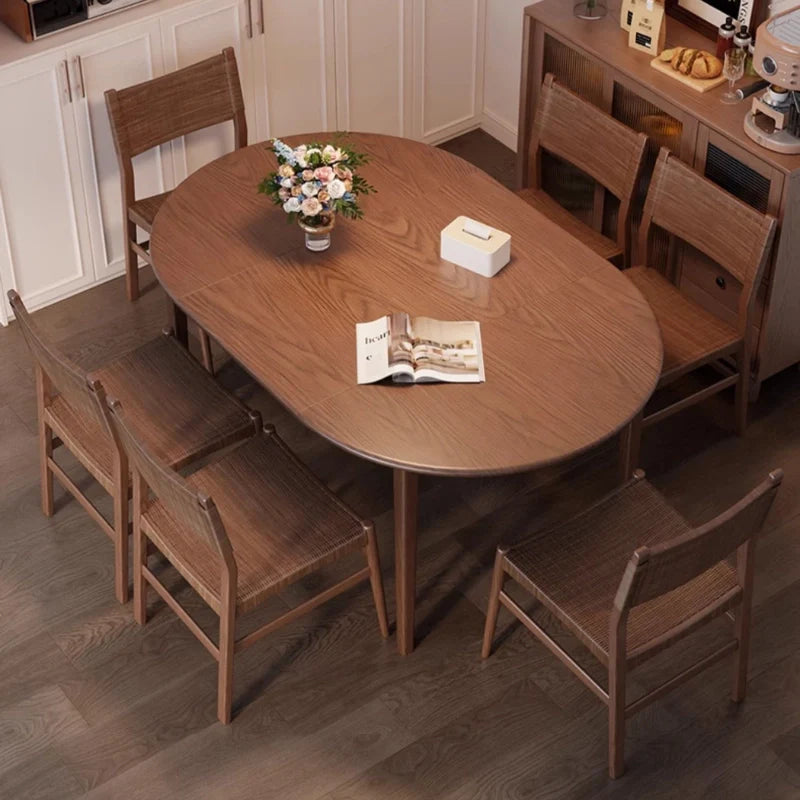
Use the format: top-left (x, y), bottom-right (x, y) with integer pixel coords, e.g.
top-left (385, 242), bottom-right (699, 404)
top-left (334, 0), bottom-right (411, 136)
top-left (0, 52), bottom-right (93, 311)
top-left (161, 0), bottom-right (252, 180)
top-left (69, 21), bottom-right (167, 281)
top-left (262, 0), bottom-right (336, 137)
top-left (416, 0), bottom-right (485, 143)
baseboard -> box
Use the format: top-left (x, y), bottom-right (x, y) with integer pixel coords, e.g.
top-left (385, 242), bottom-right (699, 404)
top-left (480, 109), bottom-right (518, 151)
top-left (423, 117), bottom-right (483, 146)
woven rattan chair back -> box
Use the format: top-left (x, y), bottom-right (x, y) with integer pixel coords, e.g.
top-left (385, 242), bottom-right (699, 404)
top-left (103, 394), bottom-right (234, 565)
top-left (617, 470), bottom-right (782, 610)
top-left (639, 148), bottom-right (777, 336)
top-left (8, 290), bottom-right (101, 424)
top-left (531, 73), bottom-right (647, 207)
top-left (105, 47), bottom-right (246, 159)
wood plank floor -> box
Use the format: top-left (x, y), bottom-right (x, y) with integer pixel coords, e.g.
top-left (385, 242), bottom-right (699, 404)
top-left (3, 130), bottom-right (800, 799)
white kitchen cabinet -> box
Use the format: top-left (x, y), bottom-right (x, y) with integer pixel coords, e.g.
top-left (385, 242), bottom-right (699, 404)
top-left (0, 50), bottom-right (94, 311)
top-left (413, 0), bottom-right (486, 143)
top-left (159, 0), bottom-right (258, 180)
top-left (332, 0), bottom-right (412, 137)
top-left (67, 20), bottom-right (169, 282)
top-left (260, 0), bottom-right (337, 139)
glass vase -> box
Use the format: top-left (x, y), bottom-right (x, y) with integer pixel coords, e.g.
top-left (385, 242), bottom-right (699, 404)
top-left (573, 0), bottom-right (606, 19)
top-left (298, 214), bottom-right (335, 252)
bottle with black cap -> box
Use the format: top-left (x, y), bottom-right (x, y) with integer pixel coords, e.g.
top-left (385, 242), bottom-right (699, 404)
top-left (716, 17), bottom-right (736, 59)
top-left (734, 24), bottom-right (752, 53)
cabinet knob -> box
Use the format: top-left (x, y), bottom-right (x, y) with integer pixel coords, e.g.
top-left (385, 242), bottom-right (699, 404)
top-left (715, 276), bottom-right (726, 290)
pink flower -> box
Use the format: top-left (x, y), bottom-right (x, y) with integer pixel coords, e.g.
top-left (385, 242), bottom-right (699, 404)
top-left (314, 166), bottom-right (335, 183)
top-left (278, 188), bottom-right (290, 200)
top-left (301, 197), bottom-right (322, 217)
top-left (334, 165), bottom-right (352, 181)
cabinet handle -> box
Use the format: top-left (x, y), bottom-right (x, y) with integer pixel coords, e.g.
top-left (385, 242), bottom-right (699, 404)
top-left (245, 0), bottom-right (253, 38)
top-left (716, 276), bottom-right (727, 290)
top-left (258, 0), bottom-right (264, 34)
top-left (76, 56), bottom-right (86, 99)
top-left (62, 60), bottom-right (73, 104)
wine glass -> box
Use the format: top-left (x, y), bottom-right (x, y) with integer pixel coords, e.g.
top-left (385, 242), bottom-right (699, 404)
top-left (721, 48), bottom-right (745, 104)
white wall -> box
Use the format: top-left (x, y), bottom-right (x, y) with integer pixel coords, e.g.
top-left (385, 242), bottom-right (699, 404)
top-left (480, 0), bottom-right (537, 151)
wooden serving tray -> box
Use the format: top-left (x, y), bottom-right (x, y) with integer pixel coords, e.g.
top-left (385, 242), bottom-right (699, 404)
top-left (650, 57), bottom-right (726, 92)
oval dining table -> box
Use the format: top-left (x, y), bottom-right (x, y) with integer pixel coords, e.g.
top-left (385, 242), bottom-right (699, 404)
top-left (150, 132), bottom-right (663, 655)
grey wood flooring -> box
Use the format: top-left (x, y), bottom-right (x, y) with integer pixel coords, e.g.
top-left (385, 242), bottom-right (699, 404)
top-left (2, 131), bottom-right (799, 799)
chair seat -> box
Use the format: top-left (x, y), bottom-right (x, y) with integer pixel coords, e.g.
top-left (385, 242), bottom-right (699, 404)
top-left (626, 266), bottom-right (741, 382)
top-left (47, 334), bottom-right (254, 488)
top-left (128, 191), bottom-right (172, 232)
top-left (142, 431), bottom-right (367, 614)
top-left (517, 187), bottom-right (622, 262)
top-left (504, 479), bottom-right (739, 665)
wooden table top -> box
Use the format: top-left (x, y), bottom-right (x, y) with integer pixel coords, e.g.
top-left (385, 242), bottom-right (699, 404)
top-left (151, 133), bottom-right (663, 476)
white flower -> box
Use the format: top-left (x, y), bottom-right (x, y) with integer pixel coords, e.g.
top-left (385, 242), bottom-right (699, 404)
top-left (294, 145), bottom-right (308, 168)
top-left (281, 178), bottom-right (293, 189)
top-left (327, 179), bottom-right (346, 199)
top-left (301, 197), bottom-right (322, 217)
top-left (322, 145), bottom-right (343, 164)
top-left (283, 196), bottom-right (302, 213)
top-left (301, 181), bottom-right (319, 197)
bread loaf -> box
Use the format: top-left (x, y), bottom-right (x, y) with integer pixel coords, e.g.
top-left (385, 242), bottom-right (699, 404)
top-left (691, 52), bottom-right (723, 79)
top-left (656, 47), bottom-right (722, 80)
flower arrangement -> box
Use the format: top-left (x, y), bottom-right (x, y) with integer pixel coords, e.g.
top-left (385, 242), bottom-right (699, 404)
top-left (258, 138), bottom-right (375, 228)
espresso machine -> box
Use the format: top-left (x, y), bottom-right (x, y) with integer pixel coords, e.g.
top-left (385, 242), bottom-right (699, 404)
top-left (744, 4), bottom-right (800, 153)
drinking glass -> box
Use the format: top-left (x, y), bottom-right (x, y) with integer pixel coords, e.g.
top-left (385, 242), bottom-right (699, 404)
top-left (721, 48), bottom-right (745, 104)
top-left (573, 0), bottom-right (607, 19)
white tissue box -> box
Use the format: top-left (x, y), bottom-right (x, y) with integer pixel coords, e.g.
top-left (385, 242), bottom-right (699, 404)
top-left (440, 216), bottom-right (511, 278)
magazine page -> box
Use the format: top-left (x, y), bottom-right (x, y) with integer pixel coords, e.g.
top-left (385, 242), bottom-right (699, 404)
top-left (356, 314), bottom-right (415, 384)
top-left (407, 317), bottom-right (485, 383)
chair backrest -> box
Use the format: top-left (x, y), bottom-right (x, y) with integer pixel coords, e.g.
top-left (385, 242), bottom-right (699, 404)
top-left (639, 148), bottom-right (777, 336)
top-left (102, 393), bottom-right (236, 568)
top-left (530, 73), bottom-right (648, 207)
top-left (8, 290), bottom-right (102, 424)
top-left (615, 469), bottom-right (782, 612)
top-left (105, 46), bottom-right (246, 171)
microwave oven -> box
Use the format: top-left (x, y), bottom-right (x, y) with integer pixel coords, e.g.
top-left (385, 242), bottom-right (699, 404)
top-left (0, 0), bottom-right (147, 42)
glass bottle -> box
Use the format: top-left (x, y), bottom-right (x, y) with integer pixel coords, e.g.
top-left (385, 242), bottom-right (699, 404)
top-left (716, 17), bottom-right (736, 59)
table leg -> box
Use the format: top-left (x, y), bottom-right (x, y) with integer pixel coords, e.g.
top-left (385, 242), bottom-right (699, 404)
top-left (394, 468), bottom-right (419, 655)
top-left (170, 299), bottom-right (189, 348)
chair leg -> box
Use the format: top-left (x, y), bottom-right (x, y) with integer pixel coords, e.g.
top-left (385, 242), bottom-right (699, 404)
top-left (199, 329), bottom-right (215, 375)
top-left (364, 526), bottom-right (389, 639)
top-left (608, 661), bottom-right (627, 779)
top-left (217, 586), bottom-right (236, 724)
top-left (36, 367), bottom-right (54, 517)
top-left (125, 222), bottom-right (140, 302)
top-left (112, 452), bottom-right (130, 605)
top-left (482, 546), bottom-right (508, 659)
top-left (132, 473), bottom-right (147, 625)
top-left (618, 412), bottom-right (643, 485)
top-left (735, 347), bottom-right (750, 437)
top-left (732, 540), bottom-right (755, 703)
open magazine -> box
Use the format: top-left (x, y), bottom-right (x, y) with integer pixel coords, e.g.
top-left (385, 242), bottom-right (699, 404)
top-left (356, 313), bottom-right (485, 384)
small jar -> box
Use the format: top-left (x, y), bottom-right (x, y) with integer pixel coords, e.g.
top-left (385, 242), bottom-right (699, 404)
top-left (716, 17), bottom-right (736, 59)
top-left (746, 35), bottom-right (758, 76)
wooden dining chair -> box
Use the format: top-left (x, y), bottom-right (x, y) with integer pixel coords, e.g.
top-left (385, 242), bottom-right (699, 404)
top-left (482, 468), bottom-right (782, 778)
top-left (8, 289), bottom-right (258, 604)
top-left (620, 148), bottom-right (778, 478)
top-left (105, 46), bottom-right (247, 371)
top-left (519, 73), bottom-right (648, 266)
top-left (100, 392), bottom-right (389, 724)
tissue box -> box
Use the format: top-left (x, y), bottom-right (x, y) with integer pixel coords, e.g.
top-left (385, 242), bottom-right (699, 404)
top-left (440, 216), bottom-right (511, 278)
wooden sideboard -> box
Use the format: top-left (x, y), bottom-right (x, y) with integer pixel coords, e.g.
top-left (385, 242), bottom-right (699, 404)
top-left (518, 0), bottom-right (800, 397)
